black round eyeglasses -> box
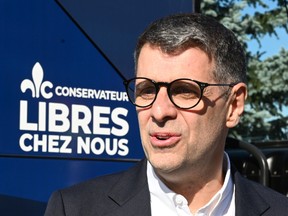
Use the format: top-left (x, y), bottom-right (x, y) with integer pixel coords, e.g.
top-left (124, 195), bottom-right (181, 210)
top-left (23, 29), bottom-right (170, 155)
top-left (123, 77), bottom-right (236, 109)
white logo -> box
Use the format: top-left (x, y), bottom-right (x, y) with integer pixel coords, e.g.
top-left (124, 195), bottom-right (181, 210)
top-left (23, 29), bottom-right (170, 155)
top-left (18, 62), bottom-right (130, 156)
top-left (20, 62), bottom-right (53, 99)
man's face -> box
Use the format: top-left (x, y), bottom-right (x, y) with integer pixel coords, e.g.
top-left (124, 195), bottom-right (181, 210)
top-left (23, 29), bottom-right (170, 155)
top-left (136, 44), bottom-right (232, 178)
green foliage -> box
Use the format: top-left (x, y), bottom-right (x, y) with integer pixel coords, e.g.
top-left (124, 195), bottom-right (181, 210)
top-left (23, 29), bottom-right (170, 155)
top-left (201, 0), bottom-right (288, 141)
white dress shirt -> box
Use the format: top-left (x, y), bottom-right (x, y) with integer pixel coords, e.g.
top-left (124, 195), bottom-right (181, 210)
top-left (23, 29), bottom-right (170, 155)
top-left (147, 152), bottom-right (235, 216)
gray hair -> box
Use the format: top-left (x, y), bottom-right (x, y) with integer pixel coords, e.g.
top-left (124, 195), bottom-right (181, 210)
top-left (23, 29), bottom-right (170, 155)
top-left (134, 13), bottom-right (247, 84)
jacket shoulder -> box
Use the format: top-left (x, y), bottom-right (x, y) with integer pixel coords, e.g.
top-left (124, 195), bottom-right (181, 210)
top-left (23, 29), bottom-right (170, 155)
top-left (234, 170), bottom-right (288, 215)
top-left (45, 160), bottom-right (150, 216)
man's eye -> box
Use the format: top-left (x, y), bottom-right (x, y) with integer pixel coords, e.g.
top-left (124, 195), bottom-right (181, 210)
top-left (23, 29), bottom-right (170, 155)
top-left (135, 82), bottom-right (156, 100)
top-left (171, 83), bottom-right (199, 99)
top-left (137, 87), bottom-right (155, 95)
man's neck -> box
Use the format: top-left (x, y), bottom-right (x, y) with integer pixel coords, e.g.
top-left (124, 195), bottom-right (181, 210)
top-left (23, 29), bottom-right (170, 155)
top-left (159, 168), bottom-right (224, 212)
top-left (152, 154), bottom-right (227, 213)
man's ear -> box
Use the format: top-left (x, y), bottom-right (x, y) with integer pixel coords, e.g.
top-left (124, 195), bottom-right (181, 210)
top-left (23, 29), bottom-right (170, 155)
top-left (226, 83), bottom-right (247, 128)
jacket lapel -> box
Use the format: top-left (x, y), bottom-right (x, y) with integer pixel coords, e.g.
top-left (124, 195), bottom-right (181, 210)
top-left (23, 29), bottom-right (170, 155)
top-left (233, 169), bottom-right (270, 216)
top-left (105, 159), bottom-right (151, 216)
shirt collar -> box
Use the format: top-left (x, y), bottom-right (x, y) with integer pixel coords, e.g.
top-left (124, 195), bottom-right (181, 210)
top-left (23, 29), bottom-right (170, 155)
top-left (147, 152), bottom-right (234, 215)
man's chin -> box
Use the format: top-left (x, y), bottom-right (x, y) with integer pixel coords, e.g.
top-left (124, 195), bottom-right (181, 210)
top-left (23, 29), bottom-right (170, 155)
top-left (149, 157), bottom-right (182, 174)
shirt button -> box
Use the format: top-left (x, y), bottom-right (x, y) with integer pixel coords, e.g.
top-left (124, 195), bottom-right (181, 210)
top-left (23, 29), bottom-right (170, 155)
top-left (174, 194), bottom-right (187, 206)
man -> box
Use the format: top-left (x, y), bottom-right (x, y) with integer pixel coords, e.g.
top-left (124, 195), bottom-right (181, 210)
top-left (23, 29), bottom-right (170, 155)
top-left (45, 13), bottom-right (288, 216)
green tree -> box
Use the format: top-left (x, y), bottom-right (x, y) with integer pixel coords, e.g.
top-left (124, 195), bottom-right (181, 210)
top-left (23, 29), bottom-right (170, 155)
top-left (201, 0), bottom-right (288, 141)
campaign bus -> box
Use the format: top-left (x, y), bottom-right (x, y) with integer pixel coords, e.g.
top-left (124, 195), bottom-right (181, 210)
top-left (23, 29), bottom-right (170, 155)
top-left (0, 1), bottom-right (196, 215)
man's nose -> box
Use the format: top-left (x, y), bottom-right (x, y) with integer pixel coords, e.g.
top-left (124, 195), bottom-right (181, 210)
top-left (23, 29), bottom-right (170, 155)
top-left (150, 87), bottom-right (177, 122)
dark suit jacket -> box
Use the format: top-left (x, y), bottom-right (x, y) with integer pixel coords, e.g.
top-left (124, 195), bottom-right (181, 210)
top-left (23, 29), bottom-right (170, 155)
top-left (44, 159), bottom-right (288, 216)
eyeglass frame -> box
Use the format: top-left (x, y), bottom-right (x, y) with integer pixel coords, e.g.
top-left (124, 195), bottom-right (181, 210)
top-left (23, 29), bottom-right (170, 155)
top-left (123, 77), bottom-right (237, 109)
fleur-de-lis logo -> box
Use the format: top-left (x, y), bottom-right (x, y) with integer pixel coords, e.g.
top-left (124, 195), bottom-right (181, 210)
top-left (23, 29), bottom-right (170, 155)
top-left (20, 62), bottom-right (53, 99)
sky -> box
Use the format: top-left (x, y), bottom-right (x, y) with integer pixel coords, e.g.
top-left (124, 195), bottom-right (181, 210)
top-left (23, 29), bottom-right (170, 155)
top-left (245, 0), bottom-right (288, 58)
top-left (248, 27), bottom-right (288, 58)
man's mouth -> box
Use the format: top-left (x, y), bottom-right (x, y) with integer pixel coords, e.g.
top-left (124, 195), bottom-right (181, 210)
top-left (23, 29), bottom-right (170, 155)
top-left (150, 133), bottom-right (180, 148)
top-left (156, 134), bottom-right (171, 140)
